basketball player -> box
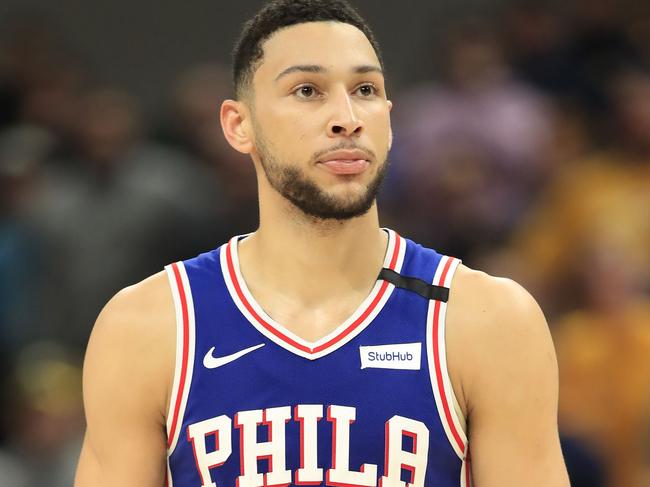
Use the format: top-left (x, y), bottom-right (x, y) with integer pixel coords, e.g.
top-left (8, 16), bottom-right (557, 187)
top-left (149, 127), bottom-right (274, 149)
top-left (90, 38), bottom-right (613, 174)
top-left (75, 1), bottom-right (570, 486)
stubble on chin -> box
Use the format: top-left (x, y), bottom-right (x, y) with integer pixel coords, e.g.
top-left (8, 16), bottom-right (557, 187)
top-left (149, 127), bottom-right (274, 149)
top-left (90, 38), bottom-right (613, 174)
top-left (257, 144), bottom-right (388, 221)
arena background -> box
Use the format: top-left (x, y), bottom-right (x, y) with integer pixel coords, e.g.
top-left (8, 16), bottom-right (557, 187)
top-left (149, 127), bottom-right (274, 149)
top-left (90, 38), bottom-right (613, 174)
top-left (0, 0), bottom-right (648, 485)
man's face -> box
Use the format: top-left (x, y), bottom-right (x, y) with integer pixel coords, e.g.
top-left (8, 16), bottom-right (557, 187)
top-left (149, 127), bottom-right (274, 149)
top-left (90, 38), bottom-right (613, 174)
top-left (249, 21), bottom-right (392, 220)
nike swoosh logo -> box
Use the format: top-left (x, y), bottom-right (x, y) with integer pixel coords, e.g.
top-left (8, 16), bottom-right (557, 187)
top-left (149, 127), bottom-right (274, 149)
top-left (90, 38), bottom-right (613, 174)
top-left (203, 343), bottom-right (265, 369)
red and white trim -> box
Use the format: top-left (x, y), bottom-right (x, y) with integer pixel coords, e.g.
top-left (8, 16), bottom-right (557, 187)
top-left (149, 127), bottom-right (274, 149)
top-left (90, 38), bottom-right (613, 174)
top-left (165, 262), bottom-right (197, 462)
top-left (425, 255), bottom-right (469, 471)
top-left (165, 463), bottom-right (172, 487)
top-left (460, 448), bottom-right (472, 487)
top-left (221, 229), bottom-right (406, 360)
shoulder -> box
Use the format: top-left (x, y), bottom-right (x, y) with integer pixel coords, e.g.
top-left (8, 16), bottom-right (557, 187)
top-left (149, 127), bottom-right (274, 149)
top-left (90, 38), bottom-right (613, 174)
top-left (84, 270), bottom-right (176, 420)
top-left (445, 264), bottom-right (557, 417)
top-left (448, 263), bottom-right (547, 331)
top-left (78, 270), bottom-right (176, 483)
top-left (92, 270), bottom-right (175, 350)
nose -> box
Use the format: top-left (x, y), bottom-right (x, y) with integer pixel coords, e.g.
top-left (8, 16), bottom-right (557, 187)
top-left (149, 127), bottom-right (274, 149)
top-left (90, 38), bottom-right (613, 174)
top-left (327, 89), bottom-right (364, 137)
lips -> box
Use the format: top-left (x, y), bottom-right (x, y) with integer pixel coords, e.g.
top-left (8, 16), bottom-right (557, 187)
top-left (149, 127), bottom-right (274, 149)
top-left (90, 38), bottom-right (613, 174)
top-left (317, 149), bottom-right (371, 175)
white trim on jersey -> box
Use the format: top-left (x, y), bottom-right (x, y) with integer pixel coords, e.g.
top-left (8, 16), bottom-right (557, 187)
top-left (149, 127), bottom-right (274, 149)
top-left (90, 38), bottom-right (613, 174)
top-left (166, 461), bottom-right (173, 487)
top-left (220, 229), bottom-right (406, 360)
top-left (426, 256), bottom-right (468, 462)
top-left (164, 262), bottom-right (197, 457)
top-left (460, 451), bottom-right (472, 487)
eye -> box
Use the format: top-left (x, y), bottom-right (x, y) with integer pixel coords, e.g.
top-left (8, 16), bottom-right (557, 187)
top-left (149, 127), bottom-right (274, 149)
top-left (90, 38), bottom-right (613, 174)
top-left (293, 84), bottom-right (321, 99)
top-left (354, 83), bottom-right (378, 97)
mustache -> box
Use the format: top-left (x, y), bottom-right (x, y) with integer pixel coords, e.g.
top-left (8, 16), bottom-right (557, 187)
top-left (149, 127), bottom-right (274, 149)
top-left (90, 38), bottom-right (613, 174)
top-left (312, 142), bottom-right (376, 162)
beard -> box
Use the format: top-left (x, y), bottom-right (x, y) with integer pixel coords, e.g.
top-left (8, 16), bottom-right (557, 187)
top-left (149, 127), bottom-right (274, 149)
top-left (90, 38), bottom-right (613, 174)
top-left (256, 135), bottom-right (389, 221)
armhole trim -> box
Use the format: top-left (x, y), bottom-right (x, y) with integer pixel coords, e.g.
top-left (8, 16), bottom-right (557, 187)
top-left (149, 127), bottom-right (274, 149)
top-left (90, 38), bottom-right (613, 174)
top-left (164, 262), bottom-right (196, 455)
top-left (426, 255), bottom-right (468, 460)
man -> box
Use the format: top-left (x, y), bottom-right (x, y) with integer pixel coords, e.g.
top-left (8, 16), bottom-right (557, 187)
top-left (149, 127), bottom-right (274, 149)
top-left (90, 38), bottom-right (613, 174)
top-left (75, 1), bottom-right (570, 486)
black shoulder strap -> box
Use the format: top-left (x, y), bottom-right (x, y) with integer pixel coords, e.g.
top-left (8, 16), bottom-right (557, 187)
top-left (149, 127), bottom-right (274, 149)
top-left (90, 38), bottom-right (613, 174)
top-left (378, 267), bottom-right (450, 302)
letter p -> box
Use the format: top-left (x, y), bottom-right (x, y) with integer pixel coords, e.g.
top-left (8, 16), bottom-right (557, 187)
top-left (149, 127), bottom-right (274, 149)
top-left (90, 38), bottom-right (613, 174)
top-left (187, 415), bottom-right (232, 487)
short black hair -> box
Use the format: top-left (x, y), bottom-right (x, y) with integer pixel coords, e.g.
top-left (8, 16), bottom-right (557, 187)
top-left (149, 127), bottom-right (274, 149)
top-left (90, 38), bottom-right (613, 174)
top-left (232, 0), bottom-right (383, 99)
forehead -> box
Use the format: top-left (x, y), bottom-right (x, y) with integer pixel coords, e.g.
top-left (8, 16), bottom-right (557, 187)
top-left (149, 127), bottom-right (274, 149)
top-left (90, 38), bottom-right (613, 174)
top-left (254, 21), bottom-right (381, 82)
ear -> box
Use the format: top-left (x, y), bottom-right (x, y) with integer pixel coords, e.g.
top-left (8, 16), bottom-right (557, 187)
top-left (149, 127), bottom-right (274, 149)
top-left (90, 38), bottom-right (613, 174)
top-left (220, 99), bottom-right (254, 154)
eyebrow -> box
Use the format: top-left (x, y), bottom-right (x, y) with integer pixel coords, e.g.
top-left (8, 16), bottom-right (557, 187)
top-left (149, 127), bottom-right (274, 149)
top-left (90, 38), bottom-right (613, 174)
top-left (274, 64), bottom-right (383, 82)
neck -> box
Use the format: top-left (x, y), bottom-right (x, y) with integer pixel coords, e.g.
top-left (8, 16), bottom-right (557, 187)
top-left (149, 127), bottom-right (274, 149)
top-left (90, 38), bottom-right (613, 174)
top-left (238, 192), bottom-right (387, 306)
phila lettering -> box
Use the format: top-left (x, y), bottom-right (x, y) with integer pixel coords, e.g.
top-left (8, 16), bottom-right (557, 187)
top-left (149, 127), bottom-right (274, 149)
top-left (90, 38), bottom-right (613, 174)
top-left (186, 404), bottom-right (429, 487)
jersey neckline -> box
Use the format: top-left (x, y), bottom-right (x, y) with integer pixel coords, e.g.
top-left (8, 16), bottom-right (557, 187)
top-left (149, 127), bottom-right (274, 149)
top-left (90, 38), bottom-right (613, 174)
top-left (219, 228), bottom-right (407, 360)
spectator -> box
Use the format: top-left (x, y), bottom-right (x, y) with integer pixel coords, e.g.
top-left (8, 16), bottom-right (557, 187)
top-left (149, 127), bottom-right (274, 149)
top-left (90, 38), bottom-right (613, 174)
top-left (26, 86), bottom-right (220, 347)
top-left (158, 63), bottom-right (259, 238)
top-left (0, 342), bottom-right (83, 487)
top-left (0, 125), bottom-right (53, 349)
top-left (386, 20), bottom-right (554, 261)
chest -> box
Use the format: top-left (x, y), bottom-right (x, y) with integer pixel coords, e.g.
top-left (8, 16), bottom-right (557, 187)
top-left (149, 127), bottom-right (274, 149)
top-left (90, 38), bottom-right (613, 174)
top-left (171, 291), bottom-right (460, 487)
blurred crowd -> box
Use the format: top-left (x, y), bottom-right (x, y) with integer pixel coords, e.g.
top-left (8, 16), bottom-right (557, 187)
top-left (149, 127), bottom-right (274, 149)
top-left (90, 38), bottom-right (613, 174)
top-left (0, 1), bottom-right (648, 486)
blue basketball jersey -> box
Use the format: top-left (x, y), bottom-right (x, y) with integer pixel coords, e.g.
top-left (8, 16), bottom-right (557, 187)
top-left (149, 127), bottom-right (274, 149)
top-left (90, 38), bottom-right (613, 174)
top-left (164, 229), bottom-right (471, 487)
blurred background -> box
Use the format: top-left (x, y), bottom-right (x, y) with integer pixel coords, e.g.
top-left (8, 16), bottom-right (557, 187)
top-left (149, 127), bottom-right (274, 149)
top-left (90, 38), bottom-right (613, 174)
top-left (0, 0), bottom-right (648, 485)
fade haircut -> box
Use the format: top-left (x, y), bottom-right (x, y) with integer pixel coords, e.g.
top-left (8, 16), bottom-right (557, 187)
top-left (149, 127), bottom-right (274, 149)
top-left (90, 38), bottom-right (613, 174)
top-left (232, 0), bottom-right (384, 100)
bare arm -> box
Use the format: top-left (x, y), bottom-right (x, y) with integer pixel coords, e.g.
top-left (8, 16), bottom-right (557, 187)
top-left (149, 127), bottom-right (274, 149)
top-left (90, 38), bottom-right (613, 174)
top-left (447, 267), bottom-right (570, 487)
top-left (75, 272), bottom-right (175, 487)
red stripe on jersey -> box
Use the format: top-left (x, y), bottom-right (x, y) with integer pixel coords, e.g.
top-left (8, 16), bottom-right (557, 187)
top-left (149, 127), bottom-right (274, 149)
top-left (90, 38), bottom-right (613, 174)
top-left (226, 233), bottom-right (402, 356)
top-left (311, 279), bottom-right (389, 353)
top-left (167, 262), bottom-right (190, 448)
top-left (388, 232), bottom-right (401, 269)
top-left (226, 243), bottom-right (312, 353)
top-left (383, 421), bottom-right (390, 478)
top-left (432, 257), bottom-right (466, 456)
